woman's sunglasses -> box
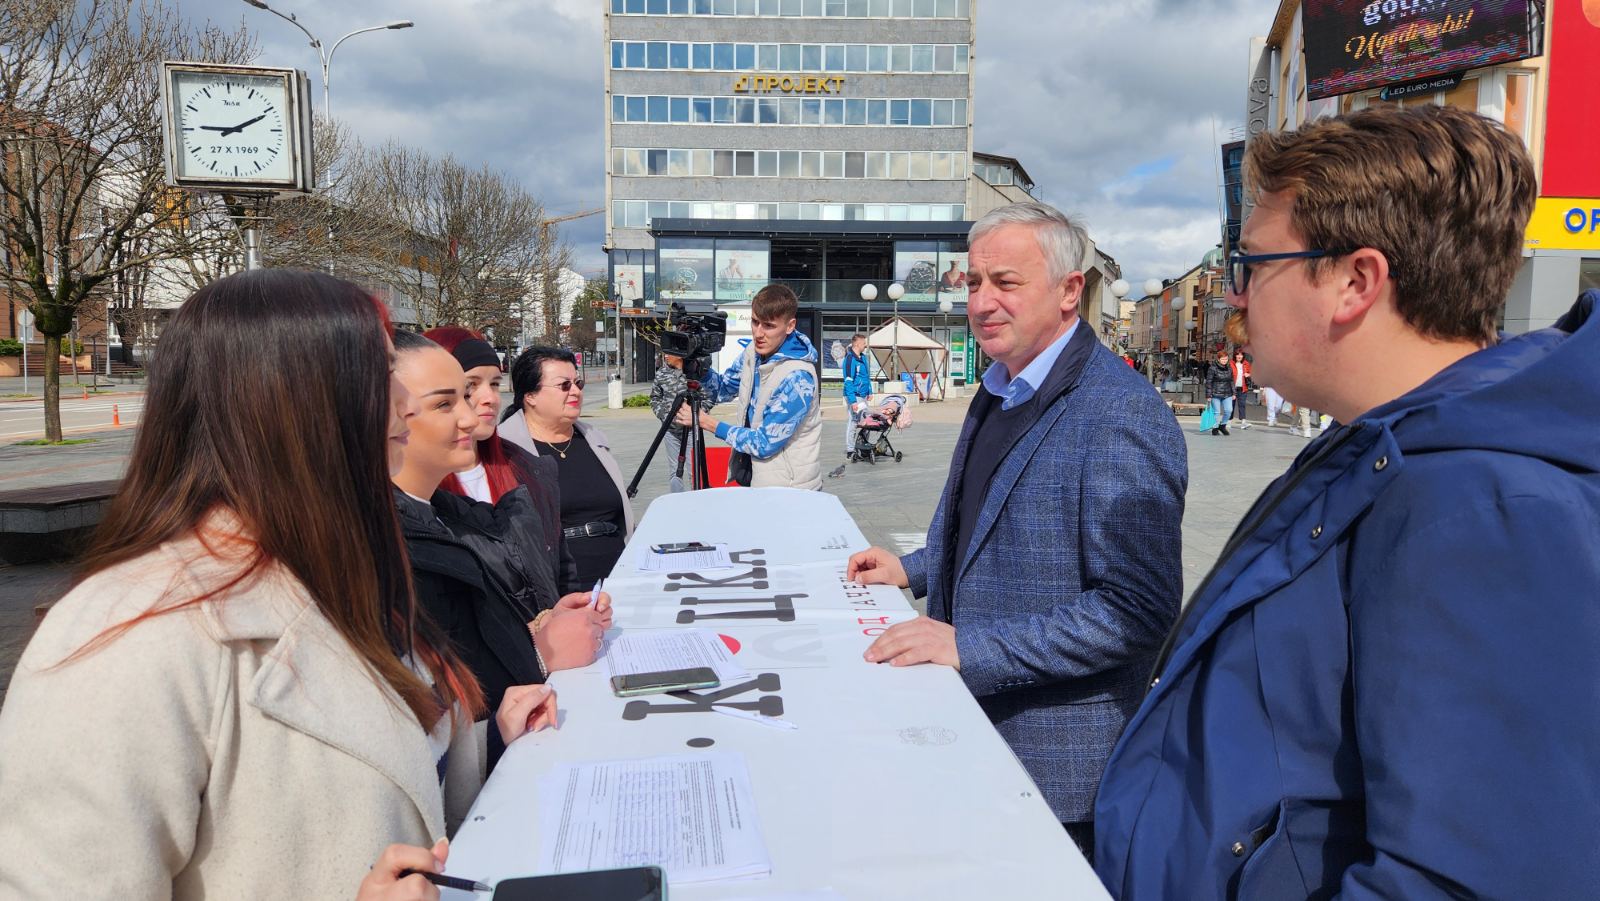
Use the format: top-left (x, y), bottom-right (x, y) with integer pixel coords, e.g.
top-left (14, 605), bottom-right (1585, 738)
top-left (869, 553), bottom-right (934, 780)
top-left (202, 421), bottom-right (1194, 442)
top-left (542, 378), bottom-right (586, 393)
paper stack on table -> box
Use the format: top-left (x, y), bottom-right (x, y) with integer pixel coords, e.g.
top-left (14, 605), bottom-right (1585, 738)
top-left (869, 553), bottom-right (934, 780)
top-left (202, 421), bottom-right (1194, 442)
top-left (537, 751), bottom-right (773, 885)
top-left (601, 627), bottom-right (749, 683)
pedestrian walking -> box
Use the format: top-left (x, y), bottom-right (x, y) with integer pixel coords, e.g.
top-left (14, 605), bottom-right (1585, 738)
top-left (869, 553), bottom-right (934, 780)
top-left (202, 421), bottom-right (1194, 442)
top-left (1230, 349), bottom-right (1252, 428)
top-left (841, 333), bottom-right (872, 457)
top-left (1204, 349), bottom-right (1233, 434)
top-left (1261, 384), bottom-right (1285, 427)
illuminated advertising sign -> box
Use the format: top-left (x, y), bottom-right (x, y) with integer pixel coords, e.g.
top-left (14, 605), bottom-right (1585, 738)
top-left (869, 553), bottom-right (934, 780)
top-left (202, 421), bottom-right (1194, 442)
top-left (1302, 0), bottom-right (1543, 101)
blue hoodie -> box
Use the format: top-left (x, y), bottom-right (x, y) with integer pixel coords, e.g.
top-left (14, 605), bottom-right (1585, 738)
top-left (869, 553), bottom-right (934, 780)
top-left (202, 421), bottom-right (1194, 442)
top-left (1096, 293), bottom-right (1600, 900)
top-left (703, 330), bottom-right (819, 459)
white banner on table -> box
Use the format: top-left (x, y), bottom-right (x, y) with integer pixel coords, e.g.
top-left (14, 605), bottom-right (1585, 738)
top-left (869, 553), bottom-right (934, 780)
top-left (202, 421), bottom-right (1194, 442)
top-left (536, 751), bottom-right (772, 885)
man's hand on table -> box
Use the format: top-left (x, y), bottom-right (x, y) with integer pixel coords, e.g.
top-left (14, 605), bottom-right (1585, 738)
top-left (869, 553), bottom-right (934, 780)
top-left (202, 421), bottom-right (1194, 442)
top-left (846, 546), bottom-right (908, 588)
top-left (864, 616), bottom-right (959, 670)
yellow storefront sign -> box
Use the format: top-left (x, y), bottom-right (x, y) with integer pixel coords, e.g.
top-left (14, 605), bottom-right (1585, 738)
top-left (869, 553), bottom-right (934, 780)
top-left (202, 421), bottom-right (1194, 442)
top-left (1525, 197), bottom-right (1600, 252)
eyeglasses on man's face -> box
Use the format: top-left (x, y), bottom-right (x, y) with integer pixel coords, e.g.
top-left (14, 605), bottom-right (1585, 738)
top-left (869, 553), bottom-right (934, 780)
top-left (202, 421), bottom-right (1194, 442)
top-left (542, 378), bottom-right (585, 393)
top-left (1225, 248), bottom-right (1355, 296)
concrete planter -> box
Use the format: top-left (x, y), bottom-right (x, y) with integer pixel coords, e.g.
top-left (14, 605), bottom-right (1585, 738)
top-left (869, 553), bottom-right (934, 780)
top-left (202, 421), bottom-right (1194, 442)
top-left (0, 357), bottom-right (17, 376)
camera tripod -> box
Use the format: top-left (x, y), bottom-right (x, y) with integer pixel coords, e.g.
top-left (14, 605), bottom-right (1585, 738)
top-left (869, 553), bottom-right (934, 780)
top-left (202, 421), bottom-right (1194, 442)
top-left (627, 378), bottom-right (713, 497)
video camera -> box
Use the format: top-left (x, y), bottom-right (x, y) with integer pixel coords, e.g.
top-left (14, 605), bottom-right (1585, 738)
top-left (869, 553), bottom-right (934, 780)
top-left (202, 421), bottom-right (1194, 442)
top-left (655, 301), bottom-right (727, 378)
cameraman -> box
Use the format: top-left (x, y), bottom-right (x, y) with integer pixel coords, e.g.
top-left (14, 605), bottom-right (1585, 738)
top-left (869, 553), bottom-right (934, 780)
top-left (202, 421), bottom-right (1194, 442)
top-left (676, 284), bottom-right (823, 489)
top-left (649, 352), bottom-right (713, 493)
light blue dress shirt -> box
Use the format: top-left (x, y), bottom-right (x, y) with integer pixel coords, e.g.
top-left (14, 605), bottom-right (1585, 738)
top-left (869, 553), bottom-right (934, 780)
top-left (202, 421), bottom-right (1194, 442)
top-left (979, 319), bottom-right (1080, 411)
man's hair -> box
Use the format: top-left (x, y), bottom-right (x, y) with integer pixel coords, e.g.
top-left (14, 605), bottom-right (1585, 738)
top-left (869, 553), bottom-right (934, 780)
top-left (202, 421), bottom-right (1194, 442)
top-left (752, 283), bottom-right (798, 322)
top-left (1244, 104), bottom-right (1535, 344)
top-left (969, 201), bottom-right (1089, 286)
top-left (851, 333), bottom-right (866, 342)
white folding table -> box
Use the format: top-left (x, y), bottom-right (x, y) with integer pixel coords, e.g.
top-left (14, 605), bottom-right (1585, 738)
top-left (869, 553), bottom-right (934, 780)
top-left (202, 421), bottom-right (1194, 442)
top-left (444, 488), bottom-right (1109, 900)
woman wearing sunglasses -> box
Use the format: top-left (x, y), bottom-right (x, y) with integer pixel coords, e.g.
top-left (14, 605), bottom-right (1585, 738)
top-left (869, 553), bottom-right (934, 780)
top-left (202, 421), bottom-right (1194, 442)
top-left (499, 347), bottom-right (634, 594)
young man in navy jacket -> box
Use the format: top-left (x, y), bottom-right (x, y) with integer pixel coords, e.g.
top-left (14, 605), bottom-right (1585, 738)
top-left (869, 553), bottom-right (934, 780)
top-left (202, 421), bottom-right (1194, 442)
top-left (1095, 104), bottom-right (1600, 899)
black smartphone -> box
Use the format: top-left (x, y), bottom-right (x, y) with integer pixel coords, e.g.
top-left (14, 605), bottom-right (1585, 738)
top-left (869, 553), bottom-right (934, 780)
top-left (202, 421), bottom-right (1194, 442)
top-left (650, 541), bottom-right (708, 554)
top-left (610, 666), bottom-right (720, 697)
top-left (491, 866), bottom-right (666, 901)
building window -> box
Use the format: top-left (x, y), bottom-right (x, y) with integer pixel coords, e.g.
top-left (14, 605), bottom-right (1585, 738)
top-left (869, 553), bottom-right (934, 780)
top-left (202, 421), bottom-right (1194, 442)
top-left (1504, 71), bottom-right (1531, 145)
top-left (615, 148), bottom-right (971, 181)
top-left (610, 200), bottom-right (966, 229)
top-left (609, 41), bottom-right (972, 72)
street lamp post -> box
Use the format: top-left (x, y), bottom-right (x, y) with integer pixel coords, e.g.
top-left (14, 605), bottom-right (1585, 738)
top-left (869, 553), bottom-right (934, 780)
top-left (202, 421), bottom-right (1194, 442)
top-left (241, 1), bottom-right (414, 121)
top-left (241, 1), bottom-right (413, 274)
top-left (1143, 279), bottom-right (1165, 388)
top-left (859, 283), bottom-right (877, 395)
top-left (887, 282), bottom-right (905, 398)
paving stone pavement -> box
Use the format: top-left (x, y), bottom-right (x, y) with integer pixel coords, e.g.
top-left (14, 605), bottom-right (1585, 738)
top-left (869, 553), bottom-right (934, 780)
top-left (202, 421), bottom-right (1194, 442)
top-left (0, 393), bottom-right (1310, 704)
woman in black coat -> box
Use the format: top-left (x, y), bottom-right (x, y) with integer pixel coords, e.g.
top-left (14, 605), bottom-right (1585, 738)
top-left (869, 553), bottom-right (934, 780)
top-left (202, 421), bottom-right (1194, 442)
top-left (390, 331), bottom-right (611, 767)
top-left (1205, 348), bottom-right (1236, 436)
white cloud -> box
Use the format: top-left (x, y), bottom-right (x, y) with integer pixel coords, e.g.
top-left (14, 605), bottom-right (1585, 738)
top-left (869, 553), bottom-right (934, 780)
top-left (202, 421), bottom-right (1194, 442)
top-left (177, 0), bottom-right (1266, 284)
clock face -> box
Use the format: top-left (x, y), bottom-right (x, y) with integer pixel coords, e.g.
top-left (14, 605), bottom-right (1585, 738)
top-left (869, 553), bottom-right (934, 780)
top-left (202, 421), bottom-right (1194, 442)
top-left (170, 69), bottom-right (296, 184)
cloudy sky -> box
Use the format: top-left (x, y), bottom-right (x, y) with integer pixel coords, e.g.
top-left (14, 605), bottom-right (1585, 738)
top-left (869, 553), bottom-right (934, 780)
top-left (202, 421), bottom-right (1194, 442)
top-left (174, 0), bottom-right (1266, 288)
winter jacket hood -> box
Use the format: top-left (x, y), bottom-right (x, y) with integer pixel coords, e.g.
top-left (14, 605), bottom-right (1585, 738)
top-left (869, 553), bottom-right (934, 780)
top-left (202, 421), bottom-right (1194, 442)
top-left (1361, 289), bottom-right (1599, 474)
top-left (769, 329), bottom-right (818, 365)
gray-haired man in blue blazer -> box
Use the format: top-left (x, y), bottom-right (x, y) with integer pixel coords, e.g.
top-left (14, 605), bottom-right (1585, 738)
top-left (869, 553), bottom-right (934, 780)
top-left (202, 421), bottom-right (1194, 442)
top-left (848, 201), bottom-right (1187, 857)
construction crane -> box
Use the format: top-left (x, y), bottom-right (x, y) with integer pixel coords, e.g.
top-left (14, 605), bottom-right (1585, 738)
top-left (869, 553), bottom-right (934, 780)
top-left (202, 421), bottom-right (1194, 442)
top-left (539, 207), bottom-right (604, 246)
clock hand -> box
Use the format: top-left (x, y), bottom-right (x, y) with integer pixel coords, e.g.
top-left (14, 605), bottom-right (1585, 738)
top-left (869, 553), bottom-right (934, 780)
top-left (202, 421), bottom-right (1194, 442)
top-left (216, 113), bottom-right (269, 137)
top-left (197, 125), bottom-right (233, 132)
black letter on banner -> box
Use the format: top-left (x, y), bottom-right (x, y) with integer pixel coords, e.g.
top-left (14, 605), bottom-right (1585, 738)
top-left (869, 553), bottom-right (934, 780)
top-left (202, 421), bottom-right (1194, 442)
top-left (675, 593), bottom-right (803, 624)
top-left (622, 673), bottom-right (783, 720)
top-left (663, 567), bottom-right (769, 591)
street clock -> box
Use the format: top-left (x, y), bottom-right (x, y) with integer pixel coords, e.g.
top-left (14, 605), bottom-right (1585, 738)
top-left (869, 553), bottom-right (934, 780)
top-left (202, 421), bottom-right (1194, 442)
top-left (160, 62), bottom-right (314, 193)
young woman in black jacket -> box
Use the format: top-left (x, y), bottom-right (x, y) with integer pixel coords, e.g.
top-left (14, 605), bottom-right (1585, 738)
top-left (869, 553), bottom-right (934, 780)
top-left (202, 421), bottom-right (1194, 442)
top-left (390, 331), bottom-right (611, 768)
top-left (1205, 349), bottom-right (1236, 436)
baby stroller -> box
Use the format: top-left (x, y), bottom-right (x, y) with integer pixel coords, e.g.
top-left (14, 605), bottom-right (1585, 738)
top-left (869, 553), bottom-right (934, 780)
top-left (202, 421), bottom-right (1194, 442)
top-left (850, 395), bottom-right (912, 464)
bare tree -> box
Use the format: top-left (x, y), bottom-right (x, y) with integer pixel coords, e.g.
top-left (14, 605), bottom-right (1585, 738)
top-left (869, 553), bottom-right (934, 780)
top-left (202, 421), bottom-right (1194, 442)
top-left (353, 143), bottom-right (552, 332)
top-left (0, 0), bottom-right (253, 440)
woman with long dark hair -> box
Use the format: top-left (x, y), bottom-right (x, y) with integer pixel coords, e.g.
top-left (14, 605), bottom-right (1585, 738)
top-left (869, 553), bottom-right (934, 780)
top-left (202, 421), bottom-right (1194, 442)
top-left (391, 331), bottom-right (609, 769)
top-left (1230, 348), bottom-right (1254, 430)
top-left (0, 270), bottom-right (555, 900)
top-left (498, 346), bottom-right (634, 594)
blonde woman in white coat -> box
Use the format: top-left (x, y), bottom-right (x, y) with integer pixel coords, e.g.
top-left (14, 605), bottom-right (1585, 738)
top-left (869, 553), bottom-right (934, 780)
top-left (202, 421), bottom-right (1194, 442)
top-left (0, 271), bottom-right (556, 901)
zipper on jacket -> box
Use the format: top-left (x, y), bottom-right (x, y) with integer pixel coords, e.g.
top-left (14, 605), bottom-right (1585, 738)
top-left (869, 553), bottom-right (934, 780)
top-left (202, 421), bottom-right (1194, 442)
top-left (1146, 424), bottom-right (1365, 689)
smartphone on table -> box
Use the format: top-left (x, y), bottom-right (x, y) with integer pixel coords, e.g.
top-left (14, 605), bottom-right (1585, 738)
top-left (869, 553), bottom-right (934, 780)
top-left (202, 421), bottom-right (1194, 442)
top-left (650, 541), bottom-right (708, 554)
top-left (610, 667), bottom-right (719, 697)
top-left (492, 865), bottom-right (666, 900)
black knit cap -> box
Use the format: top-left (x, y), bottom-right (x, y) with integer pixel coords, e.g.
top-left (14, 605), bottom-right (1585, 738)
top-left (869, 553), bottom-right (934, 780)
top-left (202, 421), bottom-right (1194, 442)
top-left (451, 338), bottom-right (500, 372)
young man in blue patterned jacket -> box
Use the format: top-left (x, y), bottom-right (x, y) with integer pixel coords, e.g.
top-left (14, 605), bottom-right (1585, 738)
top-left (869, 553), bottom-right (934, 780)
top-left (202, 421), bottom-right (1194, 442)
top-left (678, 284), bottom-right (823, 490)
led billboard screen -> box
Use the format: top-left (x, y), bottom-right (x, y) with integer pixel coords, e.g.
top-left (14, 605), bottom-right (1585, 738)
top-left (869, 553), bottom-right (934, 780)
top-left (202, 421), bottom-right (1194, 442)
top-left (1303, 0), bottom-right (1542, 101)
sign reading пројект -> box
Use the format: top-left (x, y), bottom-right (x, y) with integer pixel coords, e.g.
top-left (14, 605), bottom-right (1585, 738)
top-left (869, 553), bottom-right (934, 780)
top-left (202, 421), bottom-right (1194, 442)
top-left (733, 74), bottom-right (846, 93)
top-left (1525, 199), bottom-right (1600, 253)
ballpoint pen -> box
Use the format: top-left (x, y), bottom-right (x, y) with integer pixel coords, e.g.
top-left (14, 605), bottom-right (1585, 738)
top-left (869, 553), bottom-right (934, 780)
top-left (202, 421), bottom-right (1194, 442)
top-left (712, 705), bottom-right (798, 730)
top-left (589, 578), bottom-right (604, 609)
top-left (398, 869), bottom-right (492, 893)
